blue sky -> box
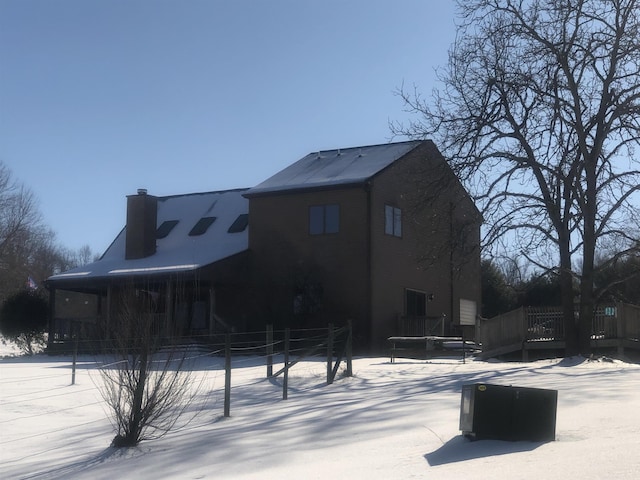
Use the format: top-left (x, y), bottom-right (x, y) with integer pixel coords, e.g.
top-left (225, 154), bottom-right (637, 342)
top-left (0, 0), bottom-right (457, 255)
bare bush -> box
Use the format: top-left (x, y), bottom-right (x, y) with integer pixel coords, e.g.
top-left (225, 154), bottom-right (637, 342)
top-left (96, 284), bottom-right (211, 447)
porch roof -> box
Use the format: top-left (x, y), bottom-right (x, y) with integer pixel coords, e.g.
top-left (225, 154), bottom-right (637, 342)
top-left (48, 189), bottom-right (249, 285)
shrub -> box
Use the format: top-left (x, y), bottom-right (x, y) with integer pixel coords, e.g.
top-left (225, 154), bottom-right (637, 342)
top-left (0, 289), bottom-right (48, 355)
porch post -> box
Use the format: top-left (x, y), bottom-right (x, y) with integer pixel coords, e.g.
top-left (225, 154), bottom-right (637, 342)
top-left (165, 281), bottom-right (174, 334)
top-left (106, 284), bottom-right (112, 339)
top-left (209, 287), bottom-right (216, 335)
top-left (47, 286), bottom-right (56, 351)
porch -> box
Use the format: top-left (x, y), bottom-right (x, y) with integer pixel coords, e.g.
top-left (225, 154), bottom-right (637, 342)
top-left (46, 283), bottom-right (235, 354)
top-left (478, 303), bottom-right (640, 361)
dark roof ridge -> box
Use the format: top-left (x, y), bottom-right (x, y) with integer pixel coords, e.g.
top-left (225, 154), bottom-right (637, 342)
top-left (311, 139), bottom-right (423, 156)
top-left (156, 187), bottom-right (250, 201)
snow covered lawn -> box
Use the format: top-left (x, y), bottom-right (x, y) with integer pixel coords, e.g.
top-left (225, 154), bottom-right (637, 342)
top-left (2, 349), bottom-right (640, 479)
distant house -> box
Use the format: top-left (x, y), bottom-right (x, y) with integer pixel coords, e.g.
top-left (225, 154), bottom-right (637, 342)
top-left (46, 140), bottom-right (481, 353)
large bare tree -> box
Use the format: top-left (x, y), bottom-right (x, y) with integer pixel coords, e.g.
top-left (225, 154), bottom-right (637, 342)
top-left (393, 0), bottom-right (640, 354)
top-left (0, 161), bottom-right (43, 301)
top-left (0, 162), bottom-right (95, 304)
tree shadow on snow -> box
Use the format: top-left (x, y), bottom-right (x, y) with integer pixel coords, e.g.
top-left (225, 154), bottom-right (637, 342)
top-left (20, 446), bottom-right (151, 480)
top-left (425, 435), bottom-right (544, 466)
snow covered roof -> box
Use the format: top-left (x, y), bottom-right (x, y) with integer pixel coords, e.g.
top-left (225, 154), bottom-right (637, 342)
top-left (48, 189), bottom-right (249, 283)
top-left (245, 140), bottom-right (423, 197)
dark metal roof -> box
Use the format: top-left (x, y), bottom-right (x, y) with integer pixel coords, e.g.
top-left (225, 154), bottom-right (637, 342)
top-left (245, 141), bottom-right (423, 197)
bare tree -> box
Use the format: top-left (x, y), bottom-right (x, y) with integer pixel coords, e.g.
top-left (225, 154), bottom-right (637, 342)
top-left (0, 162), bottom-right (98, 296)
top-left (97, 283), bottom-right (209, 447)
top-left (393, 0), bottom-right (640, 355)
top-left (0, 161), bottom-right (44, 302)
top-left (0, 162), bottom-right (41, 257)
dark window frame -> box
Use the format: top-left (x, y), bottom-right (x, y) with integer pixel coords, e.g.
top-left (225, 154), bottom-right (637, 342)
top-left (189, 216), bottom-right (217, 236)
top-left (385, 204), bottom-right (402, 238)
top-left (309, 204), bottom-right (340, 235)
top-left (156, 220), bottom-right (179, 239)
top-left (228, 213), bottom-right (249, 233)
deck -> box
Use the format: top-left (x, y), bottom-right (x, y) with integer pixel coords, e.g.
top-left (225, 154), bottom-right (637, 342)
top-left (478, 303), bottom-right (640, 360)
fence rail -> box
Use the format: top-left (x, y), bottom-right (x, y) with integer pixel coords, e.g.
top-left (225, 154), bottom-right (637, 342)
top-left (46, 322), bottom-right (353, 415)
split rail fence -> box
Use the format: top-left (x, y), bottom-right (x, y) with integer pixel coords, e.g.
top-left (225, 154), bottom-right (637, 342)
top-left (64, 322), bottom-right (353, 417)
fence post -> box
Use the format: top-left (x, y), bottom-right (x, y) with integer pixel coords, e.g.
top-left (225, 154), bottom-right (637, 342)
top-left (462, 338), bottom-right (466, 364)
top-left (266, 324), bottom-right (273, 378)
top-left (327, 323), bottom-right (334, 384)
top-left (71, 334), bottom-right (78, 385)
top-left (283, 328), bottom-right (290, 400)
top-left (224, 333), bottom-right (231, 417)
top-left (346, 319), bottom-right (353, 377)
top-left (616, 302), bottom-right (625, 357)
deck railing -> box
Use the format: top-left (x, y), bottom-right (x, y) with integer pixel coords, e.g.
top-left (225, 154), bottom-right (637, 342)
top-left (525, 307), bottom-right (564, 341)
top-left (479, 307), bottom-right (526, 353)
top-left (480, 303), bottom-right (639, 357)
top-left (398, 315), bottom-right (447, 337)
top-left (618, 303), bottom-right (640, 341)
top-left (50, 316), bottom-right (101, 342)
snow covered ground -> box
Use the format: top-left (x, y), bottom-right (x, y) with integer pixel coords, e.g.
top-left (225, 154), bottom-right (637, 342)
top-left (2, 341), bottom-right (640, 479)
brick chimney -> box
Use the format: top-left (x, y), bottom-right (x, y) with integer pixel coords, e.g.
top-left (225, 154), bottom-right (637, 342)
top-left (125, 189), bottom-right (157, 260)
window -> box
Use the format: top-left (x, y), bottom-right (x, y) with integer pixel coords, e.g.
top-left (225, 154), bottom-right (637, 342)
top-left (309, 204), bottom-right (340, 235)
top-left (189, 217), bottom-right (216, 236)
top-left (228, 214), bottom-right (249, 233)
top-left (156, 220), bottom-right (179, 239)
top-left (405, 289), bottom-right (426, 317)
top-left (385, 205), bottom-right (402, 237)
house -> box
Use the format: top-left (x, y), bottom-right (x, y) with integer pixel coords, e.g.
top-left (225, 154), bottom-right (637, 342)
top-left (46, 140), bottom-right (481, 353)
top-left (46, 189), bottom-right (251, 349)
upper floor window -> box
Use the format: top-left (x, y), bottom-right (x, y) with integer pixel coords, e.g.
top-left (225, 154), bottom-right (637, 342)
top-left (309, 204), bottom-right (340, 235)
top-left (385, 205), bottom-right (402, 237)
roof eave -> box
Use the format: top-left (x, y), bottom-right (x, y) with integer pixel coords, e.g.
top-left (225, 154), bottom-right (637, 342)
top-left (243, 180), bottom-right (369, 198)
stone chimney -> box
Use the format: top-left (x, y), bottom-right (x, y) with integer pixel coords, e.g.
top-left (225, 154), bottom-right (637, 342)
top-left (125, 189), bottom-right (157, 260)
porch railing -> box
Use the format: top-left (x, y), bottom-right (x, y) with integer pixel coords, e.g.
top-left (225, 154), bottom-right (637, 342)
top-left (479, 307), bottom-right (526, 353)
top-left (479, 303), bottom-right (639, 356)
top-left (618, 303), bottom-right (640, 342)
top-left (398, 315), bottom-right (447, 337)
top-left (50, 316), bottom-right (101, 342)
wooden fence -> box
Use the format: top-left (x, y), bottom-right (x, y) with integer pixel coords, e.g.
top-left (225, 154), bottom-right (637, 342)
top-left (63, 322), bottom-right (353, 418)
top-left (221, 322), bottom-right (352, 413)
top-left (479, 303), bottom-right (640, 359)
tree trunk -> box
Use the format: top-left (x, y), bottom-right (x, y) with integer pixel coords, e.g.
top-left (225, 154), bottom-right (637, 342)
top-left (127, 350), bottom-right (148, 446)
top-left (577, 143), bottom-right (599, 355)
top-left (558, 227), bottom-right (578, 356)
top-left (579, 207), bottom-right (597, 354)
top-left (561, 263), bottom-right (578, 356)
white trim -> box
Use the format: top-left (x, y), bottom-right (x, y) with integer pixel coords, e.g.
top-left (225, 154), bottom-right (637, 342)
top-left (108, 264), bottom-right (199, 274)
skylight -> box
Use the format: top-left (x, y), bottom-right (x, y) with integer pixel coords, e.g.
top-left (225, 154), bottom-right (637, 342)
top-left (156, 220), bottom-right (179, 239)
top-left (189, 216), bottom-right (216, 236)
top-left (228, 214), bottom-right (249, 233)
